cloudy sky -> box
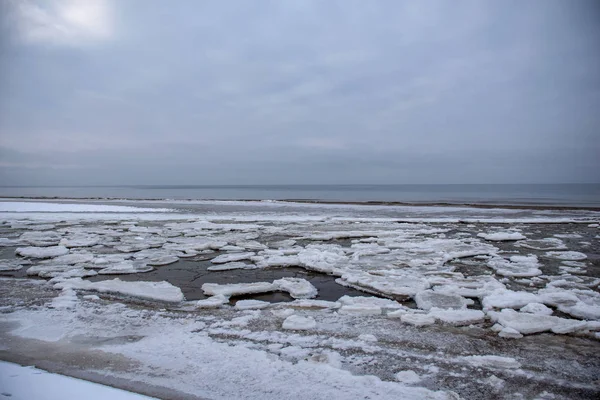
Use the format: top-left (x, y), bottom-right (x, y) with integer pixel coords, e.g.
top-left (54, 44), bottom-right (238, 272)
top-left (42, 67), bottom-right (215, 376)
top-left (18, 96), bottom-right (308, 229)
top-left (0, 0), bottom-right (599, 185)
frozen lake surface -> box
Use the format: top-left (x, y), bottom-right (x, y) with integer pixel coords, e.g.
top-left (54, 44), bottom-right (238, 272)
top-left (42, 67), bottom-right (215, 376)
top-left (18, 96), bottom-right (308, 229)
top-left (0, 199), bottom-right (599, 399)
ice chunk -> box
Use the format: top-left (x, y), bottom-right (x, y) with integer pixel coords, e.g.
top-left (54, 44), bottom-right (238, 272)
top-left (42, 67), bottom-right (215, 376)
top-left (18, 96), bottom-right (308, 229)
top-left (482, 290), bottom-right (540, 310)
top-left (207, 262), bottom-right (257, 271)
top-left (202, 282), bottom-right (276, 297)
top-left (515, 238), bottom-right (566, 251)
top-left (520, 303), bottom-right (553, 316)
top-left (463, 355), bottom-right (521, 369)
top-left (50, 288), bottom-right (78, 309)
top-left (337, 295), bottom-right (402, 316)
top-left (16, 246), bottom-right (69, 259)
top-left (498, 327), bottom-right (523, 339)
top-left (282, 315), bottom-right (317, 330)
top-left (483, 375), bottom-right (505, 393)
top-left (211, 252), bottom-right (256, 264)
top-left (0, 237), bottom-right (20, 246)
top-left (557, 302), bottom-right (600, 321)
top-left (46, 253), bottom-right (94, 265)
top-left (337, 272), bottom-right (430, 300)
top-left (288, 299), bottom-right (341, 309)
top-left (358, 334), bottom-right (378, 342)
top-left (273, 277), bottom-right (318, 299)
top-left (477, 232), bottom-right (526, 241)
top-left (147, 255), bottom-right (179, 266)
top-left (0, 260), bottom-right (27, 271)
top-left (20, 231), bottom-right (62, 247)
top-left (98, 261), bottom-right (153, 274)
top-left (196, 294), bottom-right (229, 308)
top-left (487, 255), bottom-right (542, 277)
top-left (395, 370), bottom-right (421, 384)
top-left (400, 313), bottom-right (436, 327)
top-left (414, 290), bottom-right (469, 311)
top-left (428, 308), bottom-right (485, 326)
top-left (545, 251), bottom-right (587, 261)
top-left (488, 309), bottom-right (589, 335)
top-left (55, 278), bottom-right (185, 302)
top-left (59, 236), bottom-right (100, 248)
top-left (234, 300), bottom-right (270, 310)
top-left (297, 245), bottom-right (347, 274)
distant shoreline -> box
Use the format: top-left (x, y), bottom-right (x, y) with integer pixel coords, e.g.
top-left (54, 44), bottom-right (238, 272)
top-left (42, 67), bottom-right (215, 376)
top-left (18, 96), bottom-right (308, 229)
top-left (1, 196), bottom-right (599, 212)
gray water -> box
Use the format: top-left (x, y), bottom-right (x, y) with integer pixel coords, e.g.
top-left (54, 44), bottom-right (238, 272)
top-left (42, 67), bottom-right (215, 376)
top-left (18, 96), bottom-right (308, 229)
top-left (1, 184), bottom-right (599, 207)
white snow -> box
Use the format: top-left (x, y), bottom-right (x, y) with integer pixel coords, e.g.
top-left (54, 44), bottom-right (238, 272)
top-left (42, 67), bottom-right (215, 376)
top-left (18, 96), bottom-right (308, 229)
top-left (55, 278), bottom-right (185, 303)
top-left (0, 361), bottom-right (156, 400)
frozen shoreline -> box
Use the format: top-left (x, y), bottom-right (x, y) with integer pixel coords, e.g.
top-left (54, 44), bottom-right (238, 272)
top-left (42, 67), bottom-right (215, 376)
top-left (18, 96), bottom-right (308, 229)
top-left (2, 195), bottom-right (600, 211)
top-left (1, 199), bottom-right (599, 399)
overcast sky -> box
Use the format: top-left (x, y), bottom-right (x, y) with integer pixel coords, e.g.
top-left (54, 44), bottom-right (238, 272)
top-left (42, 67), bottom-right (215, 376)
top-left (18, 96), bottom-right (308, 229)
top-left (0, 0), bottom-right (599, 186)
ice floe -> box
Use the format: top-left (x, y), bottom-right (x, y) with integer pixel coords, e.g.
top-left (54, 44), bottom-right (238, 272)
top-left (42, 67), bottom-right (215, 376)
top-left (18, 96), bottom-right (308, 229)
top-left (427, 308), bottom-right (485, 326)
top-left (414, 290), bottom-right (470, 311)
top-left (16, 246), bottom-right (69, 259)
top-left (545, 251), bottom-right (588, 261)
top-left (98, 261), bottom-right (153, 275)
top-left (486, 255), bottom-right (542, 277)
top-left (55, 278), bottom-right (185, 302)
top-left (477, 232), bottom-right (526, 241)
top-left (211, 252), bottom-right (256, 264)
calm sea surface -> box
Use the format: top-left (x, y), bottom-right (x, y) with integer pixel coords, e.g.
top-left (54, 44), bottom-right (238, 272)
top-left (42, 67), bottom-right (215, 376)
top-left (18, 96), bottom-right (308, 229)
top-left (0, 184), bottom-right (599, 207)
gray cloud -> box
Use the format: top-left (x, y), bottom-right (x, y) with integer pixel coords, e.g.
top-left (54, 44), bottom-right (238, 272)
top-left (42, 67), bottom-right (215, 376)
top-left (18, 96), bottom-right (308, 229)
top-left (1, 0), bottom-right (599, 185)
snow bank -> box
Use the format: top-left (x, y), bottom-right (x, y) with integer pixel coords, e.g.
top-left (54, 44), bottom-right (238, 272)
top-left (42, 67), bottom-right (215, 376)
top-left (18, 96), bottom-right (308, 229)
top-left (0, 361), bottom-right (156, 400)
